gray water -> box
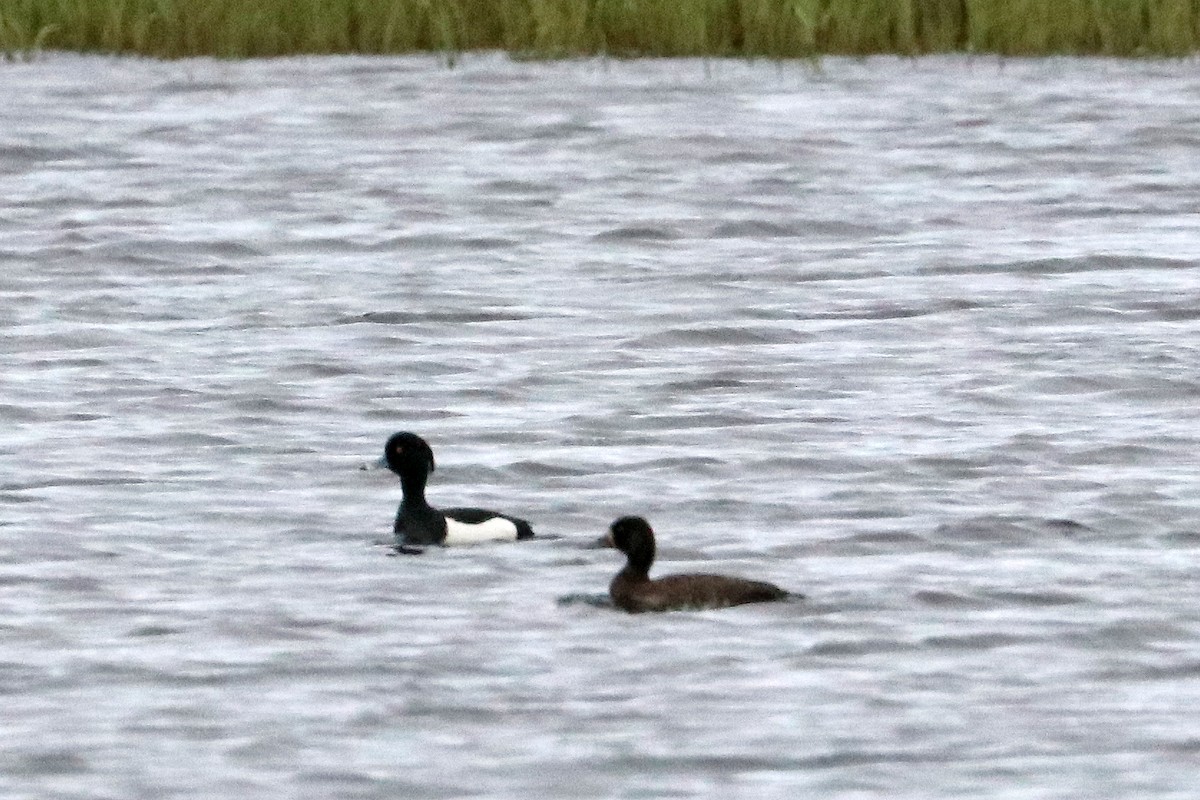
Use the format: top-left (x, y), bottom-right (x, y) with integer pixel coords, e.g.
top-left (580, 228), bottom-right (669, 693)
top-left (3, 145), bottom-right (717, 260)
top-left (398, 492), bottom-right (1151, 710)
top-left (2, 53), bottom-right (1200, 799)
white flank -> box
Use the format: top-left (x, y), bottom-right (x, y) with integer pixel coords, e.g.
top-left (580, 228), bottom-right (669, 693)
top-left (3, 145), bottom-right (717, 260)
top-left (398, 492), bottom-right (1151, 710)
top-left (444, 516), bottom-right (519, 545)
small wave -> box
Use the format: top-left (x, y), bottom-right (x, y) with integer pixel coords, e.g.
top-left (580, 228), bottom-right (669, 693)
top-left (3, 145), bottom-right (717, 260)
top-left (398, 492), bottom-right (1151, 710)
top-left (128, 624), bottom-right (183, 637)
top-left (626, 325), bottom-right (799, 347)
top-left (1059, 443), bottom-right (1169, 466)
top-left (591, 225), bottom-right (681, 242)
top-left (927, 254), bottom-right (1195, 277)
top-left (0, 144), bottom-right (95, 164)
top-left (812, 298), bottom-right (980, 322)
top-left (367, 234), bottom-right (519, 251)
top-left (14, 749), bottom-right (90, 777)
top-left (843, 529), bottom-right (928, 547)
top-left (479, 179), bottom-right (555, 195)
top-left (345, 309), bottom-right (536, 325)
top-left (156, 79), bottom-right (238, 94)
top-left (1163, 530), bottom-right (1200, 546)
top-left (1125, 299), bottom-right (1200, 322)
top-left (921, 632), bottom-right (1028, 650)
top-left (807, 637), bottom-right (917, 657)
top-left (983, 590), bottom-right (1087, 606)
top-left (507, 460), bottom-right (592, 479)
top-left (933, 515), bottom-right (1090, 545)
top-left (711, 220), bottom-right (801, 238)
top-left (912, 589), bottom-right (989, 608)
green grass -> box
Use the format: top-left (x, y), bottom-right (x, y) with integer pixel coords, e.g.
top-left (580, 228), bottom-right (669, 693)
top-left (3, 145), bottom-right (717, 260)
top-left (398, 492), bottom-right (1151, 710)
top-left (3, 0), bottom-right (1199, 59)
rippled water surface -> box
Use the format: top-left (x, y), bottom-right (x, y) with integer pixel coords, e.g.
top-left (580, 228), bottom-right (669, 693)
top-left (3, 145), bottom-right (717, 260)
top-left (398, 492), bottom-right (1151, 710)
top-left (3, 53), bottom-right (1200, 798)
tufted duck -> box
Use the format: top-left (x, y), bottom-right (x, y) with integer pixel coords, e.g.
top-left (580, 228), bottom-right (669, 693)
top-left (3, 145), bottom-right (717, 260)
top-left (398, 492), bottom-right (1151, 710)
top-left (605, 516), bottom-right (793, 612)
top-left (382, 431), bottom-right (535, 546)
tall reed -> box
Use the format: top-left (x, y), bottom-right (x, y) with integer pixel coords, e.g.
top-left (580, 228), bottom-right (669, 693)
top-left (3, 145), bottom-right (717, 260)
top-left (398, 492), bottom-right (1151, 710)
top-left (3, 0), bottom-right (1199, 59)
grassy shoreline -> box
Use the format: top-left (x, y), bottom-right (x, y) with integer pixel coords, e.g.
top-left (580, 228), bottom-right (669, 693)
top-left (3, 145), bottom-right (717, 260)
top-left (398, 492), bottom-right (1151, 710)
top-left (3, 0), bottom-right (1199, 60)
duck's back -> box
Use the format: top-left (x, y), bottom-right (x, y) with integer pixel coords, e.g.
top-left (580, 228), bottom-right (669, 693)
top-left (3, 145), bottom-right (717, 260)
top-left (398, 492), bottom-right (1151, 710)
top-left (611, 571), bottom-right (789, 613)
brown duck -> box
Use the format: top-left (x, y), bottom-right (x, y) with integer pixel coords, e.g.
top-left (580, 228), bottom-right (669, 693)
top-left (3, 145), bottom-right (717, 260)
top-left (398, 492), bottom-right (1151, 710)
top-left (604, 516), bottom-right (796, 613)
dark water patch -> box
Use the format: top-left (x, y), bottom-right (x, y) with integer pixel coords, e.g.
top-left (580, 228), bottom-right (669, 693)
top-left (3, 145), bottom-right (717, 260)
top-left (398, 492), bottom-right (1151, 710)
top-left (91, 194), bottom-right (161, 211)
top-left (507, 460), bottom-right (593, 479)
top-left (1082, 619), bottom-right (1194, 648)
top-left (1157, 738), bottom-right (1200, 755)
top-left (711, 219), bottom-right (802, 238)
top-left (524, 120), bottom-right (605, 140)
top-left (363, 407), bottom-right (462, 423)
top-left (282, 360), bottom-right (360, 379)
top-left (45, 574), bottom-right (109, 593)
top-left (638, 456), bottom-right (725, 471)
top-left (346, 309), bottom-right (537, 325)
top-left (1015, 254), bottom-right (1190, 276)
top-left (913, 590), bottom-right (989, 608)
top-left (0, 404), bottom-right (41, 423)
top-left (613, 748), bottom-right (942, 774)
top-left (802, 219), bottom-right (890, 238)
top-left (1092, 660), bottom-right (1200, 682)
top-left (157, 79), bottom-right (239, 94)
top-left (14, 749), bottom-right (90, 776)
top-left (1022, 374), bottom-right (1120, 396)
top-left (285, 236), bottom-right (372, 255)
top-left (704, 147), bottom-right (791, 166)
top-left (1124, 298), bottom-right (1200, 322)
top-left (0, 573), bottom-right (41, 587)
top-left (620, 411), bottom-right (783, 432)
top-left (1045, 518), bottom-right (1092, 534)
top-left (291, 770), bottom-right (399, 798)
top-left (479, 179), bottom-right (556, 195)
top-left (983, 590), bottom-right (1087, 607)
top-left (837, 505), bottom-right (911, 521)
top-left (159, 432), bottom-right (240, 447)
top-left (1059, 443), bottom-right (1169, 467)
top-left (813, 298), bottom-right (980, 322)
top-left (228, 395), bottom-right (311, 414)
top-left (222, 613), bottom-right (375, 641)
top-left (808, 637), bottom-right (917, 657)
top-left (8, 328), bottom-right (132, 351)
top-left (372, 233), bottom-right (520, 250)
top-left (1, 476), bottom-right (151, 493)
top-left (89, 238), bottom-right (265, 261)
top-left (39, 356), bottom-right (110, 369)
top-left (625, 325), bottom-right (799, 348)
top-left (162, 261), bottom-right (244, 278)
top-left (753, 456), bottom-right (832, 473)
top-left (141, 123), bottom-right (195, 139)
top-left (128, 624), bottom-right (184, 637)
top-left (843, 529), bottom-right (928, 548)
top-left (660, 374), bottom-right (752, 392)
top-left (921, 632), bottom-right (1029, 650)
top-left (910, 455), bottom-right (992, 479)
top-left (1162, 530), bottom-right (1200, 546)
top-left (0, 143), bottom-right (99, 166)
top-left (1115, 376), bottom-right (1200, 402)
top-left (592, 225), bottom-right (681, 242)
top-left (933, 516), bottom-right (1088, 546)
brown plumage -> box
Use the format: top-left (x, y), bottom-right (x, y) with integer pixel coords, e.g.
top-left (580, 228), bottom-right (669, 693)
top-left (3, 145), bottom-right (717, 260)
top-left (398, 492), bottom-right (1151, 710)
top-left (605, 516), bottom-right (795, 613)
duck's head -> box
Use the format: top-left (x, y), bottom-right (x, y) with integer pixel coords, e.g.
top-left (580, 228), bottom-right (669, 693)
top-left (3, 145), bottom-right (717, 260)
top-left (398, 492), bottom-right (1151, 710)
top-left (381, 431), bottom-right (436, 477)
top-left (607, 515), bottom-right (656, 570)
